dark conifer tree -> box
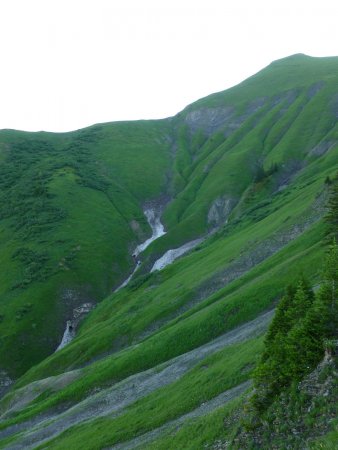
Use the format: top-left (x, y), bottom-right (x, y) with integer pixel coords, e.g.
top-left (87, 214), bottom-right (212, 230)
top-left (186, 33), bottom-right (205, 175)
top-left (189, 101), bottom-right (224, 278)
top-left (251, 186), bottom-right (338, 417)
top-left (314, 241), bottom-right (338, 339)
top-left (325, 173), bottom-right (338, 240)
top-left (263, 285), bottom-right (296, 351)
top-left (284, 277), bottom-right (314, 326)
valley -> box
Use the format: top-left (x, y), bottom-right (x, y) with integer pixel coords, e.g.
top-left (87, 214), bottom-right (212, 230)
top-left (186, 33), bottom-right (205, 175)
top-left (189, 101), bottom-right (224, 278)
top-left (0, 53), bottom-right (337, 449)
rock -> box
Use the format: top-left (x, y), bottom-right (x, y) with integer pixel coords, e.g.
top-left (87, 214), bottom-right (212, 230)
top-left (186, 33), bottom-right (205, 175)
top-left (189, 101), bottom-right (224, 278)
top-left (184, 107), bottom-right (235, 136)
top-left (307, 81), bottom-right (325, 99)
top-left (207, 196), bottom-right (235, 228)
top-left (308, 140), bottom-right (336, 157)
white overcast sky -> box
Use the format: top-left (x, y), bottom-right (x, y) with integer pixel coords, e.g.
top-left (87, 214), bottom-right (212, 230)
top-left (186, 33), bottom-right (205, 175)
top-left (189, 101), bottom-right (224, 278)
top-left (0, 0), bottom-right (337, 132)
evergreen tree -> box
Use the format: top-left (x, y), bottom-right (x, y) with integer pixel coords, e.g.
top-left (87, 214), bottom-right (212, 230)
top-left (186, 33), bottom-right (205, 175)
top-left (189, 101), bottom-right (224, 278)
top-left (314, 241), bottom-right (338, 339)
top-left (325, 173), bottom-right (338, 240)
top-left (252, 244), bottom-right (338, 416)
top-left (284, 277), bottom-right (314, 326)
top-left (253, 279), bottom-right (314, 410)
top-left (263, 285), bottom-right (296, 353)
top-left (287, 243), bottom-right (338, 378)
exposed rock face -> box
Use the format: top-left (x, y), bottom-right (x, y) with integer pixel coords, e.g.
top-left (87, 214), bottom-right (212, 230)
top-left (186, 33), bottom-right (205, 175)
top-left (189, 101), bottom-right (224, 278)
top-left (184, 107), bottom-right (235, 136)
top-left (300, 341), bottom-right (338, 397)
top-left (307, 80), bottom-right (325, 99)
top-left (183, 90), bottom-right (309, 146)
top-left (207, 196), bottom-right (235, 228)
top-left (331, 93), bottom-right (338, 118)
top-left (59, 288), bottom-right (95, 319)
top-left (274, 159), bottom-right (305, 192)
top-left (183, 97), bottom-right (269, 138)
top-left (197, 190), bottom-right (327, 304)
top-left (0, 370), bottom-right (82, 419)
top-left (309, 140), bottom-right (337, 157)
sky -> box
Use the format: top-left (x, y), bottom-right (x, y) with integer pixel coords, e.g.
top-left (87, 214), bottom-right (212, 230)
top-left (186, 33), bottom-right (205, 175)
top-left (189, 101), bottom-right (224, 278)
top-left (1, 0), bottom-right (338, 132)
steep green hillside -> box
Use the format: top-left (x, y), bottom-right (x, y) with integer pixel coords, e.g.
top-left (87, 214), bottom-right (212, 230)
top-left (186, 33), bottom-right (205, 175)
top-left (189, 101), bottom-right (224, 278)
top-left (0, 121), bottom-right (172, 378)
top-left (0, 54), bottom-right (338, 449)
top-left (157, 54), bottom-right (338, 252)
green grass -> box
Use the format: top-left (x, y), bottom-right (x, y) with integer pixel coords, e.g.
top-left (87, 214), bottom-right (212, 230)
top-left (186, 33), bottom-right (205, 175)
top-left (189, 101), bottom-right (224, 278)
top-left (0, 121), bottom-right (172, 377)
top-left (2, 54), bottom-right (338, 379)
top-left (146, 396), bottom-right (243, 450)
top-left (32, 336), bottom-right (262, 450)
top-left (0, 218), bottom-right (326, 430)
top-left (13, 171), bottom-right (328, 388)
top-left (311, 425), bottom-right (338, 449)
top-left (1, 54), bottom-right (338, 449)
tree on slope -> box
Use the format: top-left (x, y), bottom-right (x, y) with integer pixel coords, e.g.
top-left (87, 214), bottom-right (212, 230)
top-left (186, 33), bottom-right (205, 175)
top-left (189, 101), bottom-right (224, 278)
top-left (252, 242), bottom-right (338, 414)
top-left (252, 280), bottom-right (314, 411)
top-left (325, 173), bottom-right (338, 241)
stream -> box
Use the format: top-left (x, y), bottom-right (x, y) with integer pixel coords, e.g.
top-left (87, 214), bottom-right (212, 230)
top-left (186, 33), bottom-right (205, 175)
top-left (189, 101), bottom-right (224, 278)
top-left (118, 208), bottom-right (204, 285)
top-left (151, 237), bottom-right (204, 272)
top-left (132, 208), bottom-right (166, 257)
top-left (57, 206), bottom-right (202, 350)
top-left (56, 303), bottom-right (94, 352)
top-left (56, 321), bottom-right (75, 351)
top-left (114, 207), bottom-right (166, 292)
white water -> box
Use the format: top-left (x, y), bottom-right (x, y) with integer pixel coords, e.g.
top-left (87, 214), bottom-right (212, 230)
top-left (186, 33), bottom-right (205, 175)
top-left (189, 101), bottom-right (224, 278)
top-left (56, 321), bottom-right (75, 351)
top-left (115, 261), bottom-right (141, 291)
top-left (56, 303), bottom-right (94, 352)
top-left (57, 208), bottom-right (166, 350)
top-left (133, 209), bottom-right (166, 257)
top-left (151, 237), bottom-right (203, 272)
top-left (114, 207), bottom-right (166, 292)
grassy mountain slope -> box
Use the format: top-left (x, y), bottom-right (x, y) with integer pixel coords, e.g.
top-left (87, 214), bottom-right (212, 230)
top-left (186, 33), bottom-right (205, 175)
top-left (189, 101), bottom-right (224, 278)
top-left (0, 54), bottom-right (338, 449)
top-left (0, 121), bottom-right (172, 378)
top-left (143, 54), bottom-right (338, 260)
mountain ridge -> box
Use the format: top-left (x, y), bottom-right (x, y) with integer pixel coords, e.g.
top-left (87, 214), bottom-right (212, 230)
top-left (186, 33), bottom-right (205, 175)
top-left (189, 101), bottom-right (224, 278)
top-left (0, 54), bottom-right (337, 449)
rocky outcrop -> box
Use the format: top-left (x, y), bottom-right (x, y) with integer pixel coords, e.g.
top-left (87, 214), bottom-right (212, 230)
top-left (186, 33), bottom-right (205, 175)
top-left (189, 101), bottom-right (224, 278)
top-left (331, 93), bottom-right (338, 118)
top-left (184, 107), bottom-right (235, 136)
top-left (309, 140), bottom-right (337, 157)
top-left (274, 159), bottom-right (305, 192)
top-left (307, 80), bottom-right (325, 99)
top-left (183, 97), bottom-right (268, 138)
top-left (197, 190), bottom-right (327, 304)
top-left (300, 340), bottom-right (338, 397)
top-left (207, 196), bottom-right (236, 228)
